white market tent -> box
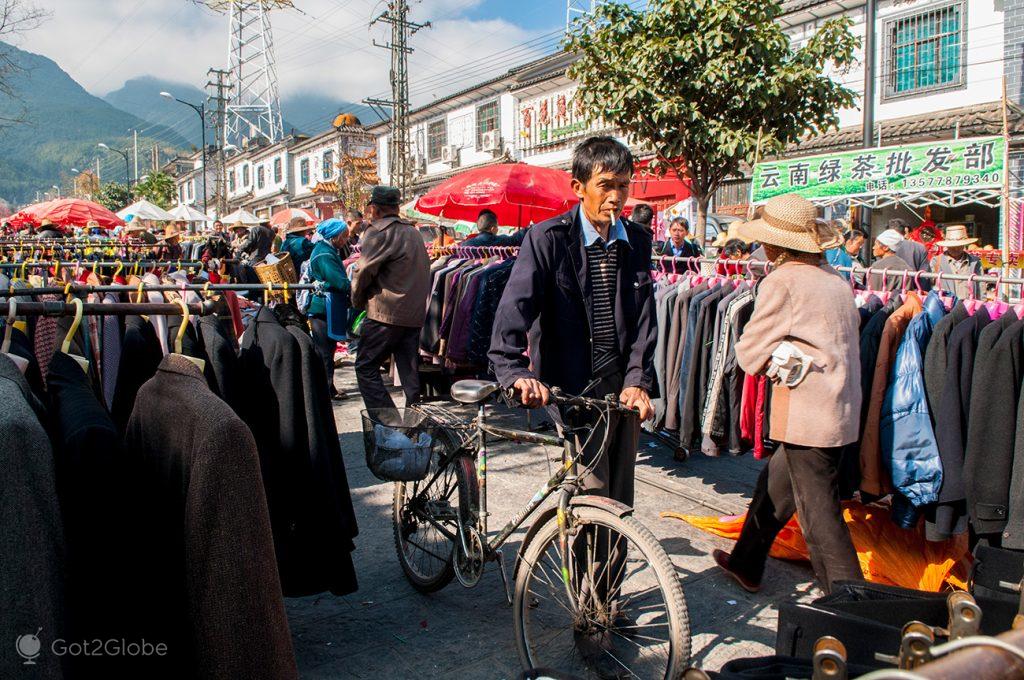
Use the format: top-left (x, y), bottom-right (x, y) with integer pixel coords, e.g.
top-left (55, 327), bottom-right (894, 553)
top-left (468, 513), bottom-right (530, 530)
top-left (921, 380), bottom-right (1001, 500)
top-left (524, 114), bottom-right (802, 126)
top-left (116, 199), bottom-right (177, 222)
top-left (221, 208), bottom-right (261, 225)
top-left (170, 203), bottom-right (213, 222)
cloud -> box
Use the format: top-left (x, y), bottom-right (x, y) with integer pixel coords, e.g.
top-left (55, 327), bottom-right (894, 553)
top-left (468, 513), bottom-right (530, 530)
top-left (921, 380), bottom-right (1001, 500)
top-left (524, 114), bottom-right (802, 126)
top-left (30, 0), bottom-right (557, 110)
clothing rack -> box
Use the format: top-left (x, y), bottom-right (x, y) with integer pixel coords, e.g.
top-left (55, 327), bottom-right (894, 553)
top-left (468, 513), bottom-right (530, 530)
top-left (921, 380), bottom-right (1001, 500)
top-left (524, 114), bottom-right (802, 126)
top-left (654, 255), bottom-right (1024, 288)
top-left (427, 245), bottom-right (520, 257)
top-left (1, 300), bottom-right (213, 316)
top-left (3, 282), bottom-right (318, 297)
top-left (0, 260), bottom-right (206, 270)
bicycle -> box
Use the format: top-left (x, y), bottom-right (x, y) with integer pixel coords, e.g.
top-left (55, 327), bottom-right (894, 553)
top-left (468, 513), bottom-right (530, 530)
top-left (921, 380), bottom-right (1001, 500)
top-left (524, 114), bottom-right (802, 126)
top-left (382, 379), bottom-right (691, 679)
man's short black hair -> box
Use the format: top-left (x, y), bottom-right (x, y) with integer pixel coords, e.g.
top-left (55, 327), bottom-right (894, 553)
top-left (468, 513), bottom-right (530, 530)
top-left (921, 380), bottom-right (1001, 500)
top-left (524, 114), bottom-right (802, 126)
top-left (572, 136), bottom-right (634, 184)
top-left (722, 239), bottom-right (750, 258)
top-left (631, 204), bottom-right (654, 226)
top-left (670, 217), bottom-right (689, 230)
top-left (347, 209), bottom-right (363, 219)
top-left (477, 209), bottom-right (498, 232)
top-left (844, 227), bottom-right (867, 242)
top-left (888, 217), bottom-right (910, 234)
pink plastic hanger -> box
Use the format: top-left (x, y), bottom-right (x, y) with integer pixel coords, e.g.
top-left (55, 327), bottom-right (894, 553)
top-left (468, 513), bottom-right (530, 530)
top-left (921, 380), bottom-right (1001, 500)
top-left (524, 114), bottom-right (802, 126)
top-left (984, 272), bottom-right (1009, 319)
top-left (962, 274), bottom-right (982, 316)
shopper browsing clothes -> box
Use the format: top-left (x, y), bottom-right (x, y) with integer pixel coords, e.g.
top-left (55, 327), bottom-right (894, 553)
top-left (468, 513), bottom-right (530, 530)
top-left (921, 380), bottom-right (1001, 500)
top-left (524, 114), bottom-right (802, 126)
top-left (713, 193), bottom-right (863, 595)
top-left (868, 228), bottom-right (911, 291)
top-left (351, 186), bottom-right (431, 411)
top-left (930, 224), bottom-right (982, 299)
top-left (308, 218), bottom-right (353, 401)
top-left (489, 136), bottom-right (657, 672)
top-left (280, 216), bottom-right (316, 269)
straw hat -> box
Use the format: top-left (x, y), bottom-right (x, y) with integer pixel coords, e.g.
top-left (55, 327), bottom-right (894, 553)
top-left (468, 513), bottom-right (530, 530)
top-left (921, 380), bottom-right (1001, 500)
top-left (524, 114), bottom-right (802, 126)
top-left (86, 219), bottom-right (100, 230)
top-left (935, 224), bottom-right (978, 248)
top-left (124, 217), bottom-right (147, 232)
top-left (711, 221), bottom-right (753, 248)
top-left (229, 220), bottom-right (248, 231)
top-left (285, 218), bottom-right (315, 235)
top-left (737, 194), bottom-right (827, 253)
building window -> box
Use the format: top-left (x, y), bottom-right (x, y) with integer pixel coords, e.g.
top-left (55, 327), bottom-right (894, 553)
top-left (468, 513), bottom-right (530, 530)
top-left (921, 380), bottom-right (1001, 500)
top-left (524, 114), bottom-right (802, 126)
top-left (300, 158), bottom-right (310, 186)
top-left (884, 1), bottom-right (965, 100)
top-left (476, 100), bottom-right (500, 148)
top-left (273, 157), bottom-right (282, 184)
top-left (242, 164), bottom-right (250, 187)
top-left (427, 119), bottom-right (447, 161)
top-left (179, 185), bottom-right (185, 203)
top-left (257, 165), bottom-right (265, 190)
top-left (228, 169), bottom-right (236, 193)
top-left (187, 181), bottom-right (193, 200)
top-left (322, 150), bottom-right (334, 179)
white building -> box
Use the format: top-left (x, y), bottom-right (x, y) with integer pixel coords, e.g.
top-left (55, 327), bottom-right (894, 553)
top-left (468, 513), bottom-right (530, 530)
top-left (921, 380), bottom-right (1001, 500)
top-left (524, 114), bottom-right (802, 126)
top-left (169, 148), bottom-right (216, 214)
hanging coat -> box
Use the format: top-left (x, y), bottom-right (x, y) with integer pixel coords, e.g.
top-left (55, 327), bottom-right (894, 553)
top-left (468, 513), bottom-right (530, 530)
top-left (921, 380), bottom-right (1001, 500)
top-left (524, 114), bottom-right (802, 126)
top-left (880, 292), bottom-right (946, 522)
top-left (0, 354), bottom-right (65, 680)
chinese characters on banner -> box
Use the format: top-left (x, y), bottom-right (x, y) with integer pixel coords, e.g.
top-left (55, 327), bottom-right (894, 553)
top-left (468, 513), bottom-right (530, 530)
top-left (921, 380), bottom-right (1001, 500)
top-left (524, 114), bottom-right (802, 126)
top-left (751, 136), bottom-right (1005, 203)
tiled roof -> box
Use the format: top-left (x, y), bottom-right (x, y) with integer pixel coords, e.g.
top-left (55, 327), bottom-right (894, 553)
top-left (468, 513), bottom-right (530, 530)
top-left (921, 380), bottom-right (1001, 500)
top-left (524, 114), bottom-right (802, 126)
top-left (781, 102), bottom-right (1023, 158)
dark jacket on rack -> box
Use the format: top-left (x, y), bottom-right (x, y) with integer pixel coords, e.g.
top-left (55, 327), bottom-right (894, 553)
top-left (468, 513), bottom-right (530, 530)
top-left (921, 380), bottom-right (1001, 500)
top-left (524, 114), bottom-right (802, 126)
top-left (110, 315), bottom-right (164, 432)
top-left (239, 306), bottom-right (358, 596)
top-left (965, 310), bottom-right (1024, 537)
top-left (923, 302), bottom-right (969, 420)
top-left (0, 354), bottom-right (65, 680)
top-left (460, 229), bottom-right (526, 248)
top-left (47, 351), bottom-right (131, 671)
top-left (125, 354), bottom-right (297, 680)
top-left (199, 315), bottom-right (244, 414)
top-left (489, 205), bottom-right (657, 396)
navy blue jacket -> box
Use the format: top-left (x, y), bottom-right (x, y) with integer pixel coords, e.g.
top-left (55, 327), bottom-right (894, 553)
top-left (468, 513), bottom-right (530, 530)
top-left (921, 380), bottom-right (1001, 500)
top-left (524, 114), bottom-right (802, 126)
top-left (461, 230), bottom-right (526, 248)
top-left (488, 206), bottom-right (657, 396)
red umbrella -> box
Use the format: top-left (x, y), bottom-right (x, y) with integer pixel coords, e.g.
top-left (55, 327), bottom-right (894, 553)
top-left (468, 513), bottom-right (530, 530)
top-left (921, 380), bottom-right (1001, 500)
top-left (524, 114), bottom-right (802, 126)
top-left (415, 163), bottom-right (577, 227)
top-left (270, 207), bottom-right (316, 228)
top-left (9, 198), bottom-right (124, 230)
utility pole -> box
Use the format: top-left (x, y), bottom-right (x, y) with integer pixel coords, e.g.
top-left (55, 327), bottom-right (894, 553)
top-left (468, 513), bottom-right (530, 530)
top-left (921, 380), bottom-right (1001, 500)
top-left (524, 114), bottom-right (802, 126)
top-left (365, 1), bottom-right (429, 197)
top-left (860, 0), bottom-right (876, 236)
top-left (133, 129), bottom-right (139, 186)
top-left (95, 158), bottom-right (101, 183)
top-left (207, 67), bottom-right (232, 216)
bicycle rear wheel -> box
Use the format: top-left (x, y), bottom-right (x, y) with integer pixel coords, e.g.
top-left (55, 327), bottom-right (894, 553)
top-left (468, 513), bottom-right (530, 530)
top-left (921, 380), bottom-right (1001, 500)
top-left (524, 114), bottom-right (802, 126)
top-left (513, 506), bottom-right (690, 679)
top-left (392, 448), bottom-right (478, 593)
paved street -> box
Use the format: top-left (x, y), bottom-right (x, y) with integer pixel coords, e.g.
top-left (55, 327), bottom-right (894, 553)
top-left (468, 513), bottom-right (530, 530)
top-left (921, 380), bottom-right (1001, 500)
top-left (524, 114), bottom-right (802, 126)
top-left (287, 368), bottom-right (821, 679)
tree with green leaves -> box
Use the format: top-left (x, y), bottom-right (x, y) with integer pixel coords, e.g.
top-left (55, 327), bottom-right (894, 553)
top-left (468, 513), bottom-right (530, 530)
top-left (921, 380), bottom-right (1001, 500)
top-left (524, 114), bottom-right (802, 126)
top-left (132, 171), bottom-right (175, 209)
top-left (565, 0), bottom-right (859, 240)
top-left (96, 182), bottom-right (132, 212)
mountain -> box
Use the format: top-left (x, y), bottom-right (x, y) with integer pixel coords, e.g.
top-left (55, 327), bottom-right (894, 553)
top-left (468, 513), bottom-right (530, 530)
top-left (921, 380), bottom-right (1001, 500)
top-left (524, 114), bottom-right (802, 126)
top-left (104, 76), bottom-right (379, 144)
top-left (0, 43), bottom-right (191, 205)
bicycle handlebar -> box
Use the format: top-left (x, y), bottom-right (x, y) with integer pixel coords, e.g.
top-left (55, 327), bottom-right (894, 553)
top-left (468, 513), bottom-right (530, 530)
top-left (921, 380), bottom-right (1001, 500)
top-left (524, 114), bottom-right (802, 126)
top-left (504, 384), bottom-right (639, 416)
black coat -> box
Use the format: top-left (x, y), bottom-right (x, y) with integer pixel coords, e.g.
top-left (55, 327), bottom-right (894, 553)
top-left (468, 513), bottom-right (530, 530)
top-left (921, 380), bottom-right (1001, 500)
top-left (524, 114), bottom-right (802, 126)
top-left (965, 313), bottom-right (1024, 536)
top-left (47, 351), bottom-right (133, 676)
top-left (125, 355), bottom-right (297, 680)
top-left (489, 206), bottom-right (657, 396)
top-left (924, 302), bottom-right (969, 420)
top-left (239, 306), bottom-right (359, 596)
top-left (199, 315), bottom-right (244, 414)
top-left (111, 316), bottom-right (163, 432)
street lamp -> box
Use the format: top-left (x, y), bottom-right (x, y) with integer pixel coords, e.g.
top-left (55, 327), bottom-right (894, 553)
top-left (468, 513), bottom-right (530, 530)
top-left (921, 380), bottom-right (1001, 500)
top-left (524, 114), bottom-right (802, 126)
top-left (51, 184), bottom-right (60, 198)
top-left (98, 142), bottom-right (132, 186)
top-left (161, 91), bottom-right (208, 214)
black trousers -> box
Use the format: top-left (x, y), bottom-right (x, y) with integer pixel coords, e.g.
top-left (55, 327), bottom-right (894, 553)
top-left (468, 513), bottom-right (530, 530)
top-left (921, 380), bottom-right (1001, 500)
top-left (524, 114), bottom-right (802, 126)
top-left (354, 318), bottom-right (420, 411)
top-left (309, 315), bottom-right (337, 392)
top-left (564, 371), bottom-right (640, 613)
top-left (729, 443), bottom-right (862, 593)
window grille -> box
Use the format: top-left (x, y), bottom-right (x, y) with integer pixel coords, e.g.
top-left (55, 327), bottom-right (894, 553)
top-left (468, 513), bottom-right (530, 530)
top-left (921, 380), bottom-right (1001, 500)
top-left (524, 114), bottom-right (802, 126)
top-left (883, 1), bottom-right (965, 100)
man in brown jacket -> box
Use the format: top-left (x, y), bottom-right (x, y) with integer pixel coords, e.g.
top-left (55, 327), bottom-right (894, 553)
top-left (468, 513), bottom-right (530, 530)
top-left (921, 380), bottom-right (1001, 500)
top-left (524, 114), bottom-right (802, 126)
top-left (352, 185), bottom-right (431, 410)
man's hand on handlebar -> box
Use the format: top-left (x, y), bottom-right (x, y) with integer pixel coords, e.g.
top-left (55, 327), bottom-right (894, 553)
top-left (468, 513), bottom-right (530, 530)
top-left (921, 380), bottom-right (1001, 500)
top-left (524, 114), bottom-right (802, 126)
top-left (620, 386), bottom-right (654, 422)
top-left (512, 378), bottom-right (551, 409)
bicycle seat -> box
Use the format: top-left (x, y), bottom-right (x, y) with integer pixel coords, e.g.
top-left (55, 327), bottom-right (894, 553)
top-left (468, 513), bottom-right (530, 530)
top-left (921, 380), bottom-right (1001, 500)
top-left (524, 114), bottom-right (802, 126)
top-left (451, 379), bottom-right (500, 404)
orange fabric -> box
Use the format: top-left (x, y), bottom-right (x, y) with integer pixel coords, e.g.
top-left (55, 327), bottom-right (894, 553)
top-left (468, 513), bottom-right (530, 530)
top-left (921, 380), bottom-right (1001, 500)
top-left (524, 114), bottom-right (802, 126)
top-left (860, 292), bottom-right (923, 495)
top-left (664, 501), bottom-right (970, 592)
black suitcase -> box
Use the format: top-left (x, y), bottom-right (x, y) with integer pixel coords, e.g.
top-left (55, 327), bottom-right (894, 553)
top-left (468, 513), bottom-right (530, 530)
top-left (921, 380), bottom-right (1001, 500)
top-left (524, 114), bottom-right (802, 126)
top-left (970, 543), bottom-right (1024, 603)
top-left (776, 580), bottom-right (1017, 668)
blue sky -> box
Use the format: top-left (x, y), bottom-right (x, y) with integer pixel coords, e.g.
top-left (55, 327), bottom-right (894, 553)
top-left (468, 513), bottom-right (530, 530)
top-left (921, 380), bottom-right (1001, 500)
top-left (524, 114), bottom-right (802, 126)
top-left (25, 0), bottom-right (567, 107)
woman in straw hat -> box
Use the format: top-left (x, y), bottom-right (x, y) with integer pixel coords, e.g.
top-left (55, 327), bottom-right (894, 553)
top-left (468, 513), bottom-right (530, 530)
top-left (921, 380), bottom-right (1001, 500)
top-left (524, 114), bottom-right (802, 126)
top-left (930, 224), bottom-right (981, 299)
top-left (713, 193), bottom-right (863, 594)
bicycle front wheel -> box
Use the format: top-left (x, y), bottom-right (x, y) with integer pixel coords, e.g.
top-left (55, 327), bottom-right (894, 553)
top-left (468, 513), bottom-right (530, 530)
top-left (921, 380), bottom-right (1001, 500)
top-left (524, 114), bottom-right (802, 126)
top-left (513, 506), bottom-right (690, 679)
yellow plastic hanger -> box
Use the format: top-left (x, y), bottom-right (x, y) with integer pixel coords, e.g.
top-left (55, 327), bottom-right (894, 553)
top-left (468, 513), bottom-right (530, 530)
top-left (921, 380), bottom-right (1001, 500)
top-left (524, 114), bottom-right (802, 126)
top-left (172, 299), bottom-right (206, 372)
top-left (61, 298), bottom-right (90, 374)
top-left (282, 281), bottom-right (290, 304)
top-left (264, 281), bottom-right (273, 306)
top-left (64, 282), bottom-right (73, 302)
top-left (113, 260), bottom-right (124, 280)
top-left (1, 299), bottom-right (28, 374)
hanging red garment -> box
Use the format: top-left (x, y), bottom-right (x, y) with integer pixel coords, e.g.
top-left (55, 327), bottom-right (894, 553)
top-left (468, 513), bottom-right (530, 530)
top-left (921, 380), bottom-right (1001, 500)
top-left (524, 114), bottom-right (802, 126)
top-left (740, 373), bottom-right (757, 443)
top-left (753, 376), bottom-right (769, 459)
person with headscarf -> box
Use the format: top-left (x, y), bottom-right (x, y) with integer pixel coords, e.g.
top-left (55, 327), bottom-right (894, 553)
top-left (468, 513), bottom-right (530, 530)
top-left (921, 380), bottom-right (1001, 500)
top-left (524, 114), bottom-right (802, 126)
top-left (308, 218), bottom-right (352, 400)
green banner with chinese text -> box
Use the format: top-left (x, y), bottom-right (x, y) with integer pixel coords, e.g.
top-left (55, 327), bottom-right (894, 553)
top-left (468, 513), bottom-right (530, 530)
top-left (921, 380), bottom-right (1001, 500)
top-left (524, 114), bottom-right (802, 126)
top-left (751, 136), bottom-right (1005, 203)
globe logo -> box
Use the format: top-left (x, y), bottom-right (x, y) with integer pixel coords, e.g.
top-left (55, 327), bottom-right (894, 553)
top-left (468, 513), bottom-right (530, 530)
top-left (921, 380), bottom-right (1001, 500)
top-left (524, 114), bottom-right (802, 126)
top-left (16, 629), bottom-right (42, 665)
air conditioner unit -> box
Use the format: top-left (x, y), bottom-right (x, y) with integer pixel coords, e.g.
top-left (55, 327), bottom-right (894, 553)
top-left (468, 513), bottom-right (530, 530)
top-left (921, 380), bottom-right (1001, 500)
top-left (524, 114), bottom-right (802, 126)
top-left (441, 145), bottom-right (460, 166)
top-left (481, 130), bottom-right (501, 153)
